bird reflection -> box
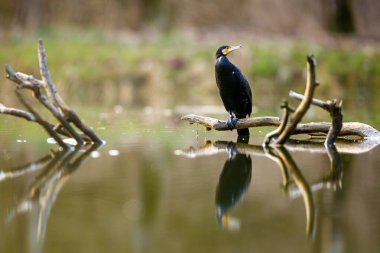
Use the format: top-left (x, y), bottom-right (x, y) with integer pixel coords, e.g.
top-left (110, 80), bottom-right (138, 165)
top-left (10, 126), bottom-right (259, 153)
top-left (2, 143), bottom-right (102, 253)
top-left (215, 137), bottom-right (252, 230)
top-left (176, 137), bottom-right (345, 238)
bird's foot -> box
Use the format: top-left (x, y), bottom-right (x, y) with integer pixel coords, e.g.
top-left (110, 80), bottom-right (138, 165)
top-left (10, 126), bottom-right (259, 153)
top-left (226, 116), bottom-right (238, 130)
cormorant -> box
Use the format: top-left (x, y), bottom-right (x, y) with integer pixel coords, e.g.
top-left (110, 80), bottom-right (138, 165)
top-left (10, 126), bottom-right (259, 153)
top-left (215, 45), bottom-right (252, 137)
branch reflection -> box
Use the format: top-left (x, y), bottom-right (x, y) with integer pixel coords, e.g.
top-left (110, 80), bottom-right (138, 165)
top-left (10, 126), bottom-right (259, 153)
top-left (264, 146), bottom-right (316, 238)
top-left (2, 143), bottom-right (103, 253)
top-left (176, 139), bottom-right (344, 238)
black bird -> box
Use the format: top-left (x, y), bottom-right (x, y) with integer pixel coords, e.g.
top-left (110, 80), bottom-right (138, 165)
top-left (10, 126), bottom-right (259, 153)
top-left (215, 45), bottom-right (252, 137)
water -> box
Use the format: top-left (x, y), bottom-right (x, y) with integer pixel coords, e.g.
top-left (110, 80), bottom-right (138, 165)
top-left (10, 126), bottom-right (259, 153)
top-left (0, 111), bottom-right (380, 253)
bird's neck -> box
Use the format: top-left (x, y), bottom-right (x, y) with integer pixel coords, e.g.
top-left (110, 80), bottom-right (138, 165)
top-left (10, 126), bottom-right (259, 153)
top-left (215, 55), bottom-right (229, 64)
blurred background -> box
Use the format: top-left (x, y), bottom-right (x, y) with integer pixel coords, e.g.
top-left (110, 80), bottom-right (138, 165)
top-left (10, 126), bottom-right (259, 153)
top-left (1, 2), bottom-right (380, 253)
top-left (0, 0), bottom-right (379, 123)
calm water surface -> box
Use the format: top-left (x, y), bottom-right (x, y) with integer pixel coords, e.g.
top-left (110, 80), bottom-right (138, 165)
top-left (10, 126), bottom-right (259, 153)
top-left (0, 110), bottom-right (380, 253)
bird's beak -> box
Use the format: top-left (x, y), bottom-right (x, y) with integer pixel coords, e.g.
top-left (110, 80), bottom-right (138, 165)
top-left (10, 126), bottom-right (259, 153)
top-left (225, 45), bottom-right (242, 55)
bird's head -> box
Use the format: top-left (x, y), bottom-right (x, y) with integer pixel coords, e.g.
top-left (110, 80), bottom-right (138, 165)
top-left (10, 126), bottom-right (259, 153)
top-left (216, 45), bottom-right (242, 59)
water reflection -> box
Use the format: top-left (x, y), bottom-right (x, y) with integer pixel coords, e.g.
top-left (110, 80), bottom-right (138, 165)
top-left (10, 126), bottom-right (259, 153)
top-left (177, 138), bottom-right (344, 239)
top-left (1, 143), bottom-right (102, 253)
top-left (215, 138), bottom-right (252, 230)
top-left (264, 146), bottom-right (316, 238)
top-left (326, 144), bottom-right (343, 189)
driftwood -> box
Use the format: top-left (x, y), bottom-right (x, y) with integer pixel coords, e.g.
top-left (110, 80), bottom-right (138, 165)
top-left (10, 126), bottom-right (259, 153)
top-left (182, 55), bottom-right (380, 148)
top-left (263, 55), bottom-right (344, 146)
top-left (182, 114), bottom-right (380, 144)
top-left (289, 91), bottom-right (343, 147)
top-left (1, 40), bottom-right (103, 148)
top-left (181, 114), bottom-right (281, 130)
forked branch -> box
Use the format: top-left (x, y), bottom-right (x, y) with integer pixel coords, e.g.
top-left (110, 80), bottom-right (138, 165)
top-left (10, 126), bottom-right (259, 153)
top-left (289, 91), bottom-right (343, 147)
top-left (1, 40), bottom-right (104, 148)
top-left (274, 55), bottom-right (319, 145)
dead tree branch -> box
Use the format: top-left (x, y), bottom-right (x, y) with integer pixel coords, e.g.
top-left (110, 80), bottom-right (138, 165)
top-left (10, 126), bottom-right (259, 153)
top-left (37, 40), bottom-right (103, 144)
top-left (181, 114), bottom-right (281, 131)
top-left (182, 114), bottom-right (380, 140)
top-left (289, 91), bottom-right (343, 147)
top-left (1, 40), bottom-right (103, 148)
top-left (264, 100), bottom-right (293, 145)
top-left (37, 39), bottom-right (61, 109)
top-left (15, 89), bottom-right (70, 148)
top-left (0, 103), bottom-right (36, 121)
top-left (274, 55), bottom-right (319, 145)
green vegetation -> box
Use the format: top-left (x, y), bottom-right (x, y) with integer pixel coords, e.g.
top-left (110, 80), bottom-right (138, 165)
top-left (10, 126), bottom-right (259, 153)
top-left (0, 31), bottom-right (379, 126)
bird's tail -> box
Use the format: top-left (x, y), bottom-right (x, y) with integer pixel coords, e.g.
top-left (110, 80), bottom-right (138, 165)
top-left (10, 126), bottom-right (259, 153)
top-left (237, 128), bottom-right (250, 137)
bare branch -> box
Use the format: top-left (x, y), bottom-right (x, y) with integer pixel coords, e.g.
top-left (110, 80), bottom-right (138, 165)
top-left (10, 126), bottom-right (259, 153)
top-left (181, 114), bottom-right (281, 131)
top-left (65, 111), bottom-right (104, 143)
top-left (275, 55), bottom-right (319, 145)
top-left (6, 63), bottom-right (84, 146)
top-left (38, 39), bottom-right (59, 108)
top-left (0, 103), bottom-right (36, 121)
top-left (37, 40), bottom-right (103, 144)
top-left (289, 90), bottom-right (331, 110)
top-left (182, 114), bottom-right (379, 139)
top-left (290, 91), bottom-right (343, 147)
top-left (15, 89), bottom-right (70, 149)
top-left (264, 100), bottom-right (293, 146)
top-left (2, 40), bottom-right (103, 146)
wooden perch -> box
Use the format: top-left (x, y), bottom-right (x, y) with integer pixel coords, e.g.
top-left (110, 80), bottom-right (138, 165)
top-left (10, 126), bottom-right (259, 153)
top-left (181, 114), bottom-right (281, 130)
top-left (181, 114), bottom-right (380, 140)
top-left (1, 40), bottom-right (104, 148)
